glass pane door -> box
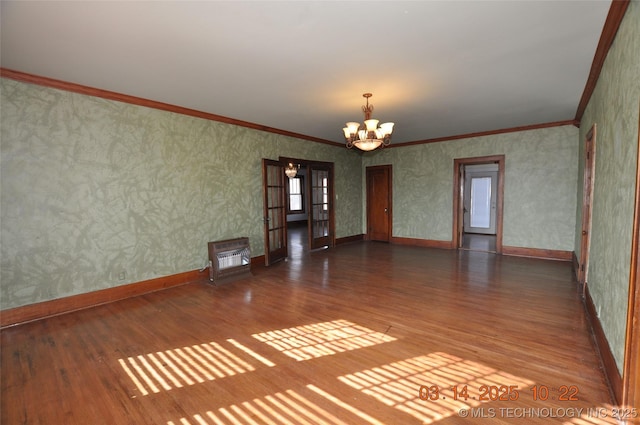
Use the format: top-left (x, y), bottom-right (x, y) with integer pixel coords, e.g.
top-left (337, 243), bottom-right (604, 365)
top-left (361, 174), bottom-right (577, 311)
top-left (309, 166), bottom-right (332, 249)
top-left (262, 159), bottom-right (287, 265)
top-left (470, 177), bottom-right (491, 228)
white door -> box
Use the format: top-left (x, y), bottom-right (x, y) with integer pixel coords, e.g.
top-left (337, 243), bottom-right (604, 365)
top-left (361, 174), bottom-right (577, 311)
top-left (463, 165), bottom-right (498, 235)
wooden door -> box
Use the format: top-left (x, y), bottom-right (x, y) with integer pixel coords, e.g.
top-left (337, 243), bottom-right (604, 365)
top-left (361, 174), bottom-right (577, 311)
top-left (308, 165), bottom-right (333, 250)
top-left (262, 159), bottom-right (287, 265)
top-left (578, 125), bottom-right (596, 288)
top-left (366, 165), bottom-right (392, 242)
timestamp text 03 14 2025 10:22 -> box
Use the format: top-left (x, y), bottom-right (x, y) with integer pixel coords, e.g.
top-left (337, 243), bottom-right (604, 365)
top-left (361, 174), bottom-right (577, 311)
top-left (419, 384), bottom-right (579, 402)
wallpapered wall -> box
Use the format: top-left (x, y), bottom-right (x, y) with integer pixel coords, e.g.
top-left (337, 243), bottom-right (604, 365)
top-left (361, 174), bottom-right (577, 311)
top-left (576, 0), bottom-right (640, 374)
top-left (0, 79), bottom-right (362, 310)
top-left (362, 125), bottom-right (579, 251)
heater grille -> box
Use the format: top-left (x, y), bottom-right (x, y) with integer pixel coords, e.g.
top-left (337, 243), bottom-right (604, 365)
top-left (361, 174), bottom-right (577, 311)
top-left (208, 237), bottom-right (251, 284)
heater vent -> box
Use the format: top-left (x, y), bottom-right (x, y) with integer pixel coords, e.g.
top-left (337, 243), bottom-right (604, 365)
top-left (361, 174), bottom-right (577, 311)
top-left (208, 237), bottom-right (251, 284)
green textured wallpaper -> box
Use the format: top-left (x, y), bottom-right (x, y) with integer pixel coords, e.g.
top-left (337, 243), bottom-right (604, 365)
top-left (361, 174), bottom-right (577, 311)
top-left (0, 76), bottom-right (582, 311)
top-left (362, 125), bottom-right (579, 250)
top-left (0, 79), bottom-right (361, 310)
top-left (575, 0), bottom-right (640, 373)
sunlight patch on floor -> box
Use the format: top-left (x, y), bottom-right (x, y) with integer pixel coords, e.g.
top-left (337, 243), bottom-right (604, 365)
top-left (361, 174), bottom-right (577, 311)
top-left (251, 319), bottom-right (396, 361)
top-left (305, 384), bottom-right (386, 425)
top-left (119, 339), bottom-right (272, 396)
top-left (167, 385), bottom-right (382, 425)
top-left (156, 346), bottom-right (628, 425)
top-left (338, 351), bottom-right (534, 424)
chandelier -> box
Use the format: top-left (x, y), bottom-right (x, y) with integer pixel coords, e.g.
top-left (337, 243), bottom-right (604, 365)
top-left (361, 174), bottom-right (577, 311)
top-left (343, 93), bottom-right (394, 152)
top-left (284, 162), bottom-right (299, 178)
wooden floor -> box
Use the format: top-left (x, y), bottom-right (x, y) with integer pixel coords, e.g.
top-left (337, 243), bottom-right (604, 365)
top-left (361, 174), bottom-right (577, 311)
top-left (1, 242), bottom-right (622, 424)
top-left (287, 221), bottom-right (309, 260)
top-left (461, 234), bottom-right (497, 253)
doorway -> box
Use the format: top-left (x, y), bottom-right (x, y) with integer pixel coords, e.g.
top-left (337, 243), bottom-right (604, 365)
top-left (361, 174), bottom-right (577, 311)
top-left (262, 157), bottom-right (335, 265)
top-left (285, 165), bottom-right (309, 259)
top-left (462, 164), bottom-right (498, 252)
top-left (577, 125), bottom-right (596, 289)
top-left (453, 155), bottom-right (504, 253)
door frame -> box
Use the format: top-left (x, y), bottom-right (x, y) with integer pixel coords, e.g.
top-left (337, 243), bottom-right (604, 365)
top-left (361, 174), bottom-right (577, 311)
top-left (622, 109), bottom-right (640, 409)
top-left (578, 125), bottom-right (596, 290)
top-left (452, 155), bottom-right (504, 253)
top-left (279, 156), bottom-right (336, 250)
top-left (366, 164), bottom-right (393, 242)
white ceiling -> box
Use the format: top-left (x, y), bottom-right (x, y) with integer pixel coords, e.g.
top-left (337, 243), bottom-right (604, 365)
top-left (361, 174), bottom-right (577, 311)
top-left (1, 1), bottom-right (612, 145)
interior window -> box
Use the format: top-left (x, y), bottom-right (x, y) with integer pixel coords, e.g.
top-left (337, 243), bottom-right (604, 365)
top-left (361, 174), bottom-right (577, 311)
top-left (288, 176), bottom-right (304, 213)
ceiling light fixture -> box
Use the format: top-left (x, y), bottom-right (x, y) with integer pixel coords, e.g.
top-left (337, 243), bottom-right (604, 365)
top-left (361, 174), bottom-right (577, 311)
top-left (343, 93), bottom-right (394, 152)
top-left (284, 162), bottom-right (299, 178)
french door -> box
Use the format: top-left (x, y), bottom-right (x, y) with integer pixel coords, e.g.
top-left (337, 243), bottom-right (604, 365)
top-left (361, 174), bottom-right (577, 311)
top-left (262, 159), bottom-right (287, 265)
top-left (308, 165), bottom-right (333, 250)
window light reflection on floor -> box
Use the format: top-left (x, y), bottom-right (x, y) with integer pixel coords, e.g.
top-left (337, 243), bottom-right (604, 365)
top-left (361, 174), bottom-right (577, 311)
top-left (167, 385), bottom-right (385, 425)
top-left (251, 319), bottom-right (396, 361)
top-left (119, 339), bottom-right (273, 396)
top-left (166, 390), bottom-right (343, 425)
top-left (162, 347), bottom-right (624, 425)
top-left (338, 352), bottom-right (535, 424)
